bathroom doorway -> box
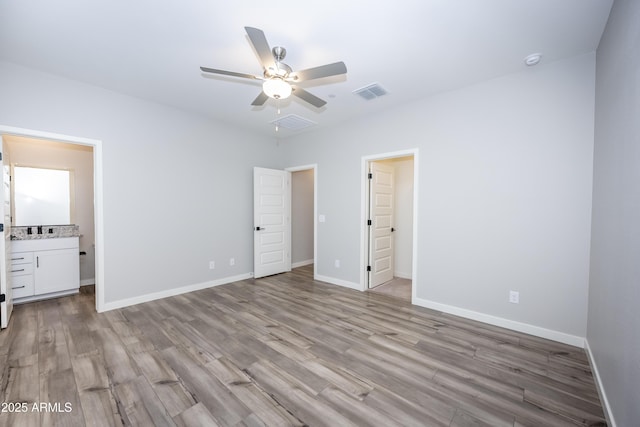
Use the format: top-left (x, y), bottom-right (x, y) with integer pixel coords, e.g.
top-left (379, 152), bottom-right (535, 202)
top-left (5, 135), bottom-right (96, 289)
top-left (0, 125), bottom-right (104, 313)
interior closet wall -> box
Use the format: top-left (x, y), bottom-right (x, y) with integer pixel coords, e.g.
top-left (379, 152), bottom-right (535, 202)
top-left (291, 169), bottom-right (314, 266)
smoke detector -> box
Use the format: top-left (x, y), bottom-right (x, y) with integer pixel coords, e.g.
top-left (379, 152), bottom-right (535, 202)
top-left (524, 53), bottom-right (542, 66)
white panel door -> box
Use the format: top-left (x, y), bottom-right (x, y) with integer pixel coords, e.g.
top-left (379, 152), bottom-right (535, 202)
top-left (254, 167), bottom-right (291, 279)
top-left (368, 162), bottom-right (395, 288)
top-left (0, 137), bottom-right (12, 329)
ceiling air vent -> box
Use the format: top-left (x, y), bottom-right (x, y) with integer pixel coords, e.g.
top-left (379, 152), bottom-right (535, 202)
top-left (270, 114), bottom-right (316, 131)
top-left (353, 83), bottom-right (388, 100)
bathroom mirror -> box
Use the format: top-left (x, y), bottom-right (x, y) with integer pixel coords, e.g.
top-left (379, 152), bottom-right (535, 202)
top-left (12, 165), bottom-right (74, 226)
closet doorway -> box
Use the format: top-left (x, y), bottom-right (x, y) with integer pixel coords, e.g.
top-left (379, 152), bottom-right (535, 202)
top-left (362, 150), bottom-right (417, 302)
top-left (288, 164), bottom-right (317, 277)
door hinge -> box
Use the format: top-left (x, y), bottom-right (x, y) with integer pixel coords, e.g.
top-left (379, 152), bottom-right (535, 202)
top-left (0, 152), bottom-right (3, 161)
top-left (0, 223), bottom-right (3, 232)
top-left (367, 219), bottom-right (372, 226)
top-left (368, 173), bottom-right (372, 179)
top-left (0, 293), bottom-right (5, 303)
top-left (366, 266), bottom-right (372, 272)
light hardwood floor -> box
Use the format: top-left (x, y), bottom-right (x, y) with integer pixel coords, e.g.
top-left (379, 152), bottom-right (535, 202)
top-left (0, 265), bottom-right (606, 426)
top-left (369, 277), bottom-right (412, 301)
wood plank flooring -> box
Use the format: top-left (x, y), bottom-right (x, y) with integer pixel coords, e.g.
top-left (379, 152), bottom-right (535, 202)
top-left (0, 265), bottom-right (606, 426)
top-left (369, 277), bottom-right (412, 301)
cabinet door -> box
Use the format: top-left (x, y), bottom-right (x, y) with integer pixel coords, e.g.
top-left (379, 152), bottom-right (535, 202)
top-left (34, 249), bottom-right (80, 295)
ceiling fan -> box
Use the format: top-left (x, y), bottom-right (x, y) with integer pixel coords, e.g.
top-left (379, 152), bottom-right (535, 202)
top-left (200, 27), bottom-right (347, 108)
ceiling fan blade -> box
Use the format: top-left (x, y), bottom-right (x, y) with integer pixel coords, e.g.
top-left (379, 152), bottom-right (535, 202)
top-left (292, 87), bottom-right (327, 108)
top-left (200, 67), bottom-right (260, 80)
top-left (244, 27), bottom-right (276, 72)
top-left (289, 61), bottom-right (347, 82)
top-left (251, 91), bottom-right (269, 106)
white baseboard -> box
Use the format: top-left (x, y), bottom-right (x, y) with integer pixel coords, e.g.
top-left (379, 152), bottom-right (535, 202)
top-left (584, 340), bottom-right (617, 427)
top-left (394, 271), bottom-right (412, 280)
top-left (80, 278), bottom-right (95, 286)
top-left (100, 273), bottom-right (253, 312)
top-left (314, 274), bottom-right (363, 291)
top-left (14, 289), bottom-right (78, 305)
top-left (292, 259), bottom-right (314, 269)
top-left (412, 296), bottom-right (585, 348)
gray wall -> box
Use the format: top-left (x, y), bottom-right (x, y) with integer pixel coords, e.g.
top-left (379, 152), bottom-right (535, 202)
top-left (0, 50), bottom-right (601, 348)
top-left (0, 61), bottom-right (284, 304)
top-left (588, 0), bottom-right (640, 425)
top-left (284, 53), bottom-right (596, 342)
top-left (291, 169), bottom-right (314, 265)
top-left (2, 16), bottom-right (631, 419)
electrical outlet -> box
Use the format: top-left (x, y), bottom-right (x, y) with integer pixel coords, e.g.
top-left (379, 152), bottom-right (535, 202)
top-left (209, 261), bottom-right (215, 270)
top-left (509, 290), bottom-right (520, 304)
top-left (335, 259), bottom-right (340, 268)
top-left (230, 258), bottom-right (235, 266)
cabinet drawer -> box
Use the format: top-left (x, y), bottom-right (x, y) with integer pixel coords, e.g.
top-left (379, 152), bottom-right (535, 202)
top-left (12, 237), bottom-right (79, 252)
top-left (12, 274), bottom-right (35, 299)
top-left (10, 262), bottom-right (34, 276)
top-left (11, 252), bottom-right (33, 265)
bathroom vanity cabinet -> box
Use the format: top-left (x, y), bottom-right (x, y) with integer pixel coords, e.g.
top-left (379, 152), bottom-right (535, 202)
top-left (11, 237), bottom-right (80, 303)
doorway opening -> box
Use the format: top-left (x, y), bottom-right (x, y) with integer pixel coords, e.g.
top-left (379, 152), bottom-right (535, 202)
top-left (5, 136), bottom-right (96, 289)
top-left (287, 165), bottom-right (317, 279)
top-left (252, 164), bottom-right (316, 280)
top-left (361, 150), bottom-right (417, 302)
top-left (0, 125), bottom-right (104, 317)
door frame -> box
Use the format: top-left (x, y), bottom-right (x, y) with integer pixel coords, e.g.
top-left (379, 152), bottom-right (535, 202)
top-left (360, 149), bottom-right (418, 302)
top-left (285, 164), bottom-right (318, 280)
top-left (0, 140), bottom-right (12, 328)
top-left (0, 125), bottom-right (105, 313)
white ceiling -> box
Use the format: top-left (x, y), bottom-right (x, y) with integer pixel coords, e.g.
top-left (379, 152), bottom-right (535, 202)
top-left (0, 0), bottom-right (612, 138)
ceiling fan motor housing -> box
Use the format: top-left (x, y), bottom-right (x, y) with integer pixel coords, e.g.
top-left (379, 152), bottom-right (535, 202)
top-left (265, 47), bottom-right (292, 78)
top-left (272, 46), bottom-right (286, 61)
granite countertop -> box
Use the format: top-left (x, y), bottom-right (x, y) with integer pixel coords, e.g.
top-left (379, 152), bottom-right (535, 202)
top-left (11, 225), bottom-right (80, 240)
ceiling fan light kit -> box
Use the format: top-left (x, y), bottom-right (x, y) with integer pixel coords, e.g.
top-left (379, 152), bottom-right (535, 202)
top-left (200, 26), bottom-right (347, 109)
top-left (263, 77), bottom-right (292, 99)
